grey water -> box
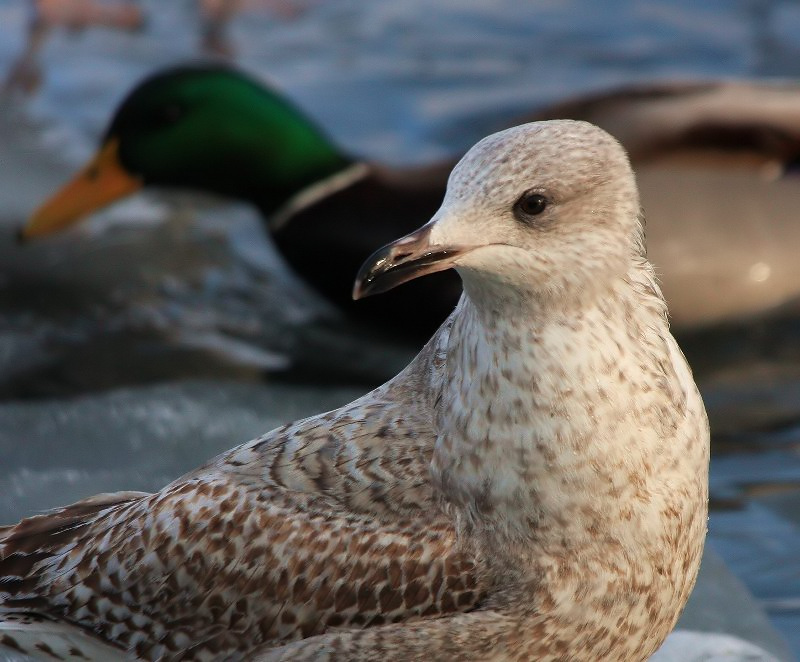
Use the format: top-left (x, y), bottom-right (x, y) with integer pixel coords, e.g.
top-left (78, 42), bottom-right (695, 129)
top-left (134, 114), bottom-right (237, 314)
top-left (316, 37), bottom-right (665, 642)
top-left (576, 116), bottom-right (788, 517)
top-left (1, 0), bottom-right (800, 655)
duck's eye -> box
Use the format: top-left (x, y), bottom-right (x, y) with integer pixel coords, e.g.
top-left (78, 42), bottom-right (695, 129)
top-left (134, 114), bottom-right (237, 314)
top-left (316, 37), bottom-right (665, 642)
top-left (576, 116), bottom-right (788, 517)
top-left (156, 103), bottom-right (184, 125)
top-left (514, 192), bottom-right (548, 221)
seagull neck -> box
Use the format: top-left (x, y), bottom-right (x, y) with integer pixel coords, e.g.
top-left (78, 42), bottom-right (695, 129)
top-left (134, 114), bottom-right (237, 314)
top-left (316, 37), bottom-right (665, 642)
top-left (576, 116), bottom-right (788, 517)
top-left (456, 263), bottom-right (628, 324)
top-left (433, 267), bottom-right (705, 550)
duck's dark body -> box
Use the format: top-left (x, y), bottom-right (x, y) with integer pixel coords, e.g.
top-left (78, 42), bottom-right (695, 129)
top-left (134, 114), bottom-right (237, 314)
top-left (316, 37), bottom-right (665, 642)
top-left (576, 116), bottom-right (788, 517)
top-left (272, 163), bottom-right (461, 341)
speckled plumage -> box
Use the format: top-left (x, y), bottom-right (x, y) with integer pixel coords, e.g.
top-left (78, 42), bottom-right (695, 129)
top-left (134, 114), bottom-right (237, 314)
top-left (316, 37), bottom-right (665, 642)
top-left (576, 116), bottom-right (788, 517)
top-left (0, 120), bottom-right (709, 661)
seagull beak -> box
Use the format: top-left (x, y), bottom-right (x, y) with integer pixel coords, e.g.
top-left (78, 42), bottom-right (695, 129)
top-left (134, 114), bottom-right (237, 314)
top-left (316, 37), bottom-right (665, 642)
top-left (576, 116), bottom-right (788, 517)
top-left (19, 138), bottom-right (142, 242)
top-left (353, 222), bottom-right (468, 299)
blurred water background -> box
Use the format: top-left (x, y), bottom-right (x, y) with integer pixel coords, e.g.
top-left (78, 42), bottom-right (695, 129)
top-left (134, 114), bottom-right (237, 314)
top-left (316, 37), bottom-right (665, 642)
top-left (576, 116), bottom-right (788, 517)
top-left (1, 0), bottom-right (800, 655)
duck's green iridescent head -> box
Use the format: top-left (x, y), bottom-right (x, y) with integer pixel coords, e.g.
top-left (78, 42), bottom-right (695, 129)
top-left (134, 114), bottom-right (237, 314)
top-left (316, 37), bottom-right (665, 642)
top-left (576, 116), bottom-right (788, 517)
top-left (23, 64), bottom-right (351, 239)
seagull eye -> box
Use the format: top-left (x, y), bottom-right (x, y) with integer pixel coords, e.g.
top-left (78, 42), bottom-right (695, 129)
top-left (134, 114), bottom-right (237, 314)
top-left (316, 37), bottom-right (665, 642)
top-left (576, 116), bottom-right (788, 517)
top-left (514, 192), bottom-right (548, 222)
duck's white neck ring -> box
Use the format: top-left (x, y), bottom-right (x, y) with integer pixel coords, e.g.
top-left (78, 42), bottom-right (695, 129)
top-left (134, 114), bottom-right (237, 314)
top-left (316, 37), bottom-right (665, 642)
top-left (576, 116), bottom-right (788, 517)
top-left (269, 162), bottom-right (371, 232)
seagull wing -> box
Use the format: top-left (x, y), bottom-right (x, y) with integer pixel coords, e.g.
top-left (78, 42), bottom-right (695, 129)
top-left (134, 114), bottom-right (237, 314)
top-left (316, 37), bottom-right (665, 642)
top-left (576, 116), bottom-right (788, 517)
top-left (0, 319), bottom-right (483, 660)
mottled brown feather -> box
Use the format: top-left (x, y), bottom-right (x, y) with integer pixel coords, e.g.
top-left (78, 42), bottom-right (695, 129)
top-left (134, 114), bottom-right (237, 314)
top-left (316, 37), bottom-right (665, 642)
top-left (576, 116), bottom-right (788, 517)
top-left (0, 322), bottom-right (493, 660)
top-left (1, 121), bottom-right (709, 661)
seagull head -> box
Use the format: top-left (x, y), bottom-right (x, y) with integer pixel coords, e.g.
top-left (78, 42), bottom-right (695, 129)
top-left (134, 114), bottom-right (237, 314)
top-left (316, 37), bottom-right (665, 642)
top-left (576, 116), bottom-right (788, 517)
top-left (353, 120), bottom-right (643, 305)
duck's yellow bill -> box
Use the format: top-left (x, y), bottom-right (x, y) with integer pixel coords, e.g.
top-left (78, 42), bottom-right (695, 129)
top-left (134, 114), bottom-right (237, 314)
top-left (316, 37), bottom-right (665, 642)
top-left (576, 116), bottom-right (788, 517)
top-left (20, 138), bottom-right (142, 240)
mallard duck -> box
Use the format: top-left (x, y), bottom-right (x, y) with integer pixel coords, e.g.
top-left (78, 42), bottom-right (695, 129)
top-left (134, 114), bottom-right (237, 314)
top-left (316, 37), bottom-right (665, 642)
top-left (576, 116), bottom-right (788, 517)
top-left (22, 64), bottom-right (460, 342)
top-left (22, 65), bottom-right (800, 337)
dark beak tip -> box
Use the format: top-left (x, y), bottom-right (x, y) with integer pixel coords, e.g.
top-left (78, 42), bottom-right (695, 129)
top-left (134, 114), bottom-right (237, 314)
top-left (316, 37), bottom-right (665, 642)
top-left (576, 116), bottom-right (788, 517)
top-left (352, 227), bottom-right (446, 302)
top-left (353, 248), bottom-right (389, 301)
top-left (352, 273), bottom-right (378, 301)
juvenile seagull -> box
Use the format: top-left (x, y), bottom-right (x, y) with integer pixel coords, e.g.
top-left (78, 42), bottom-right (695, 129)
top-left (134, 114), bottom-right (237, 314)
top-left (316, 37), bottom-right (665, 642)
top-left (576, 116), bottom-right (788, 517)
top-left (0, 120), bottom-right (709, 661)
